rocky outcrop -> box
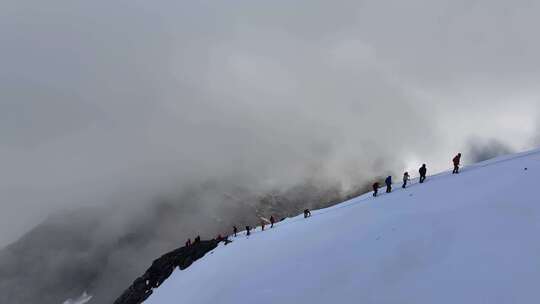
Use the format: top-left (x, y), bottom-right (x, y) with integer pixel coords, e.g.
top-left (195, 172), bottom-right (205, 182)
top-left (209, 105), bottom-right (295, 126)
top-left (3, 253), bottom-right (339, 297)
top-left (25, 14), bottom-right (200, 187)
top-left (0, 180), bottom-right (369, 304)
top-left (113, 240), bottom-right (219, 304)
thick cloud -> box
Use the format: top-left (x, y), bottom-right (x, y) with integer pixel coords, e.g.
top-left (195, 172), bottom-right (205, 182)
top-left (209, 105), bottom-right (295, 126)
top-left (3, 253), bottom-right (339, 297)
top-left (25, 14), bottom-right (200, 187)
top-left (1, 0), bottom-right (540, 302)
top-left (466, 138), bottom-right (514, 163)
top-left (0, 0), bottom-right (538, 245)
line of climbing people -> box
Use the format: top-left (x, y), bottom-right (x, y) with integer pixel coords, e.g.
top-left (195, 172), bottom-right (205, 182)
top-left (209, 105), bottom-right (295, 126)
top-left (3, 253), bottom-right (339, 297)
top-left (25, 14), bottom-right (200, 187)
top-left (372, 153), bottom-right (462, 197)
top-left (234, 209), bottom-right (311, 236)
top-left (184, 154), bottom-right (463, 247)
top-left (184, 235), bottom-right (201, 247)
top-left (186, 153), bottom-right (449, 247)
top-left (184, 209), bottom-right (313, 247)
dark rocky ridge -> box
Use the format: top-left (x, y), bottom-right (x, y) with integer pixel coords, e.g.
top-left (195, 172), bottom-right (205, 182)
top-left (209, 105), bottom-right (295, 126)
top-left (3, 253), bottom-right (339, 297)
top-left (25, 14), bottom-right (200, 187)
top-left (0, 180), bottom-right (373, 304)
top-left (114, 240), bottom-right (219, 304)
top-left (112, 185), bottom-right (370, 304)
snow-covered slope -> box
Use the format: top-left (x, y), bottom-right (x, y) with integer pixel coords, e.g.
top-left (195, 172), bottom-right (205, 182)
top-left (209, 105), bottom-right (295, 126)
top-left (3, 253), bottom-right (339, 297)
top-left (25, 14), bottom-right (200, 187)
top-left (145, 149), bottom-right (540, 304)
top-left (63, 292), bottom-right (92, 304)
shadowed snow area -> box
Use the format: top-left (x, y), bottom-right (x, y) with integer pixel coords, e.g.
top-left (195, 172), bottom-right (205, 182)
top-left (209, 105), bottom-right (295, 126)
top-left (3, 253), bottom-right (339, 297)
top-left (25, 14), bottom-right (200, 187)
top-left (145, 148), bottom-right (540, 304)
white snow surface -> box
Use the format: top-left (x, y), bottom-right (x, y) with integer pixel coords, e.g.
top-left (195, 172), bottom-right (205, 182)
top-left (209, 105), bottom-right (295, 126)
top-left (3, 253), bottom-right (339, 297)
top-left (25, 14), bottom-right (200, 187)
top-left (62, 292), bottom-right (92, 304)
top-left (145, 149), bottom-right (540, 304)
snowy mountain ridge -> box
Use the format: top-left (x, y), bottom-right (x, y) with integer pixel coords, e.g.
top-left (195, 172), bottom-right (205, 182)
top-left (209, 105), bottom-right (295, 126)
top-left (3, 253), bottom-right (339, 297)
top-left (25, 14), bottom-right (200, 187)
top-left (144, 148), bottom-right (540, 304)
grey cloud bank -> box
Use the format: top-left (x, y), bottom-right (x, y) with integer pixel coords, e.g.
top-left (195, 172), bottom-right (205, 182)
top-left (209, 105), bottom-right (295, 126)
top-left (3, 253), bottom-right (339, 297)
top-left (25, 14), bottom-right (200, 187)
top-left (1, 0), bottom-right (539, 243)
top-left (0, 0), bottom-right (539, 302)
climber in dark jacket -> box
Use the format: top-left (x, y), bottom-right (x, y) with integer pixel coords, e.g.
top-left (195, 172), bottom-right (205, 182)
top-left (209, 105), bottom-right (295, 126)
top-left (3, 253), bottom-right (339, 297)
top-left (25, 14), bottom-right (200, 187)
top-left (185, 238), bottom-right (191, 247)
top-left (194, 235), bottom-right (201, 243)
top-left (453, 153), bottom-right (462, 174)
top-left (419, 164), bottom-right (427, 183)
top-left (372, 182), bottom-right (379, 197)
top-left (246, 226), bottom-right (251, 236)
top-left (304, 209), bottom-right (311, 218)
top-left (270, 216), bottom-right (275, 228)
top-left (385, 176), bottom-right (392, 193)
top-left (233, 225), bottom-right (238, 237)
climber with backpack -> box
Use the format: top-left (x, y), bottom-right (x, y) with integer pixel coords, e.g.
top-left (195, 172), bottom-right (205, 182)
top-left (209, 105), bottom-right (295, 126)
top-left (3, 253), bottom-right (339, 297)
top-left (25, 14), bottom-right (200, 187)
top-left (453, 153), bottom-right (462, 174)
top-left (373, 182), bottom-right (379, 197)
top-left (402, 171), bottom-right (410, 188)
top-left (385, 176), bottom-right (392, 193)
top-left (419, 164), bottom-right (427, 183)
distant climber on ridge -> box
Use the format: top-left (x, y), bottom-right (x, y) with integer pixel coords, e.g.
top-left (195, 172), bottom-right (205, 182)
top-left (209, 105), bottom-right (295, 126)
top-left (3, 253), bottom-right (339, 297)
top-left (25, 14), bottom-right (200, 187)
top-left (246, 226), bottom-right (251, 236)
top-left (419, 164), bottom-right (427, 183)
top-left (270, 216), bottom-right (275, 228)
top-left (402, 171), bottom-right (410, 188)
top-left (453, 153), bottom-right (462, 174)
top-left (185, 238), bottom-right (191, 247)
top-left (233, 226), bottom-right (238, 237)
top-left (372, 182), bottom-right (379, 197)
top-left (304, 209), bottom-right (312, 218)
top-left (385, 176), bottom-right (392, 193)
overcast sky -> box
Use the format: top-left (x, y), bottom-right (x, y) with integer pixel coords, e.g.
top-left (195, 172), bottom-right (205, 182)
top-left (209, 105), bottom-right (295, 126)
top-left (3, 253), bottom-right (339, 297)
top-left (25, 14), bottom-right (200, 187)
top-left (1, 0), bottom-right (539, 246)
